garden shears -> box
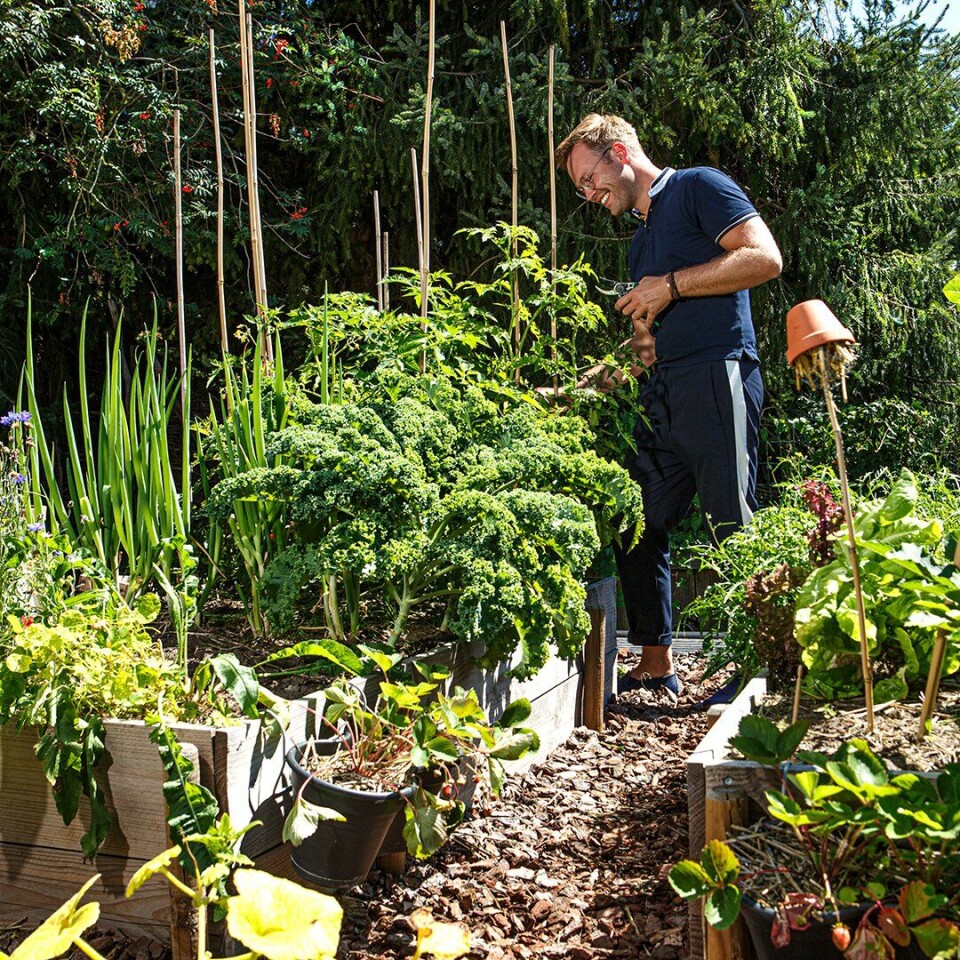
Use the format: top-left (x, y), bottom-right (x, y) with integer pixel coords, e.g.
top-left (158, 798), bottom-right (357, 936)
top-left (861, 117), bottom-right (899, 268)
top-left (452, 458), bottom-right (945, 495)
top-left (596, 278), bottom-right (636, 297)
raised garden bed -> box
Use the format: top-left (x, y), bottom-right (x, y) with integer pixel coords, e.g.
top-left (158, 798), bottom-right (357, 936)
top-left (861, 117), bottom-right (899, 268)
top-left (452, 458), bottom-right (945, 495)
top-left (0, 694), bottom-right (321, 960)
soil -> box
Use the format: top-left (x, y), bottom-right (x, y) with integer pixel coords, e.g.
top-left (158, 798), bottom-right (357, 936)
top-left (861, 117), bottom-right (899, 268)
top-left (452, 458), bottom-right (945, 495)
top-left (0, 651), bottom-right (727, 960)
top-left (757, 680), bottom-right (960, 771)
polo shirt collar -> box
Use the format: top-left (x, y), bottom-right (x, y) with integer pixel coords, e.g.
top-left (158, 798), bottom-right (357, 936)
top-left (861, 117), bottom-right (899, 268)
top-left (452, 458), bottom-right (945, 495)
top-left (648, 167), bottom-right (676, 199)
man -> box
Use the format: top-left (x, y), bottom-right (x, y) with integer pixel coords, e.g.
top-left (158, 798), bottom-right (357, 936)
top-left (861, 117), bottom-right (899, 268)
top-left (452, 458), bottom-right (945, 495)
top-left (555, 113), bottom-right (782, 695)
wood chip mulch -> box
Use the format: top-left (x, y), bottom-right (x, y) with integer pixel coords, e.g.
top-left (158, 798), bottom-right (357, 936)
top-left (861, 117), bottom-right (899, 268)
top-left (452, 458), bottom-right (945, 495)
top-left (0, 652), bottom-right (726, 960)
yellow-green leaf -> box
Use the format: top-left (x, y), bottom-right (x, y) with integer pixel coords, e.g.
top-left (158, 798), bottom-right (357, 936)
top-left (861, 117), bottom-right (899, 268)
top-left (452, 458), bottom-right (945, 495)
top-left (125, 847), bottom-right (181, 897)
top-left (410, 908), bottom-right (472, 960)
top-left (10, 876), bottom-right (101, 960)
top-left (226, 869), bottom-right (342, 960)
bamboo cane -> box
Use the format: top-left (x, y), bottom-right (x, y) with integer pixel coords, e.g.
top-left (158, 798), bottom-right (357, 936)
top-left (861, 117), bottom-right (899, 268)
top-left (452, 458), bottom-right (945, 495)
top-left (382, 231), bottom-right (390, 311)
top-left (411, 147), bottom-right (425, 373)
top-left (173, 109), bottom-right (187, 419)
top-left (820, 348), bottom-right (874, 731)
top-left (420, 0), bottom-right (436, 338)
top-left (547, 44), bottom-right (558, 391)
top-left (245, 13), bottom-right (271, 360)
top-left (791, 664), bottom-right (803, 725)
top-left (500, 21), bottom-right (520, 382)
top-left (918, 629), bottom-right (948, 740)
top-left (373, 190), bottom-right (383, 311)
top-left (209, 29), bottom-right (228, 355)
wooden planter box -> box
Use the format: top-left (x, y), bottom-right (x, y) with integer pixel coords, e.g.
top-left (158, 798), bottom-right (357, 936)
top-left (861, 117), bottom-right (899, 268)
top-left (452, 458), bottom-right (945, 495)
top-left (685, 676), bottom-right (770, 960)
top-left (0, 694), bottom-right (322, 960)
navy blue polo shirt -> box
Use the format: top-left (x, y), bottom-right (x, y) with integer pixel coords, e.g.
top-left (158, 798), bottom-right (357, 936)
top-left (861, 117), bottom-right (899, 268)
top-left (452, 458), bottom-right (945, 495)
top-left (628, 167), bottom-right (760, 367)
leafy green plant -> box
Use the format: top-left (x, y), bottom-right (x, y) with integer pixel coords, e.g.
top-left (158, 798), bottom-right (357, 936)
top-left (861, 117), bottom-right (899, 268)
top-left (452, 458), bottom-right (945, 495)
top-left (670, 715), bottom-right (960, 958)
top-left (285, 661), bottom-right (539, 860)
top-left (208, 373), bottom-right (642, 675)
top-left (795, 469), bottom-right (960, 702)
top-left (0, 593), bottom-right (260, 858)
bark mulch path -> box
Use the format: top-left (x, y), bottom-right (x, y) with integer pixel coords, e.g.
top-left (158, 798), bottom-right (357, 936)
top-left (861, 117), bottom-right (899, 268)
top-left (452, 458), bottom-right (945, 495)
top-left (338, 652), bottom-right (726, 960)
top-left (0, 652), bottom-right (725, 960)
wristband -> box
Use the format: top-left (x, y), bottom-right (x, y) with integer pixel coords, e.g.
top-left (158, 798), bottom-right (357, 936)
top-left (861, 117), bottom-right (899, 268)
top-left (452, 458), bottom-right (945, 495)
top-left (665, 271), bottom-right (681, 302)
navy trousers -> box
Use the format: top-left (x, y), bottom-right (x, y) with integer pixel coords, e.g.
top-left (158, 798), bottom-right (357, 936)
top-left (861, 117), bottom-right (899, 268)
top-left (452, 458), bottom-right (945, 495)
top-left (614, 358), bottom-right (763, 647)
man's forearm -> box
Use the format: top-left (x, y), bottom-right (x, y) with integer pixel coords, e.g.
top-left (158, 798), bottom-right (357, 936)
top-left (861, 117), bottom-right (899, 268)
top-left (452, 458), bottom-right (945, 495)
top-left (673, 245), bottom-right (781, 298)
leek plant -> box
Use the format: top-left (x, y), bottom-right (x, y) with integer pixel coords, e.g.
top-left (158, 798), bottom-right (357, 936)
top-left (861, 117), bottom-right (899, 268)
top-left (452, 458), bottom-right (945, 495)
top-left (24, 305), bottom-right (196, 672)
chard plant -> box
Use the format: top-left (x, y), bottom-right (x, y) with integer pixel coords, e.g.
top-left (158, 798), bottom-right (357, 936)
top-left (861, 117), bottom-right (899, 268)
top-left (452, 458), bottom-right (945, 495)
top-left (795, 469), bottom-right (960, 702)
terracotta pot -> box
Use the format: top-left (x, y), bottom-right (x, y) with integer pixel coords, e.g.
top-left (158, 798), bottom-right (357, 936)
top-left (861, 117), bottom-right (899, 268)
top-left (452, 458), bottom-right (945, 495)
top-left (785, 299), bottom-right (855, 365)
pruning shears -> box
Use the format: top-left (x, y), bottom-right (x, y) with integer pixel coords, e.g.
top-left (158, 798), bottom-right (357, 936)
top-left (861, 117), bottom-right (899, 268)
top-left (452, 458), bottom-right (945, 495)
top-left (597, 278), bottom-right (636, 298)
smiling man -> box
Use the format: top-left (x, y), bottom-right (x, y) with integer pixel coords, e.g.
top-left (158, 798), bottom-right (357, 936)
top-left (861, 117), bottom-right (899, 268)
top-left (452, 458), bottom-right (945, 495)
top-left (555, 113), bottom-right (782, 696)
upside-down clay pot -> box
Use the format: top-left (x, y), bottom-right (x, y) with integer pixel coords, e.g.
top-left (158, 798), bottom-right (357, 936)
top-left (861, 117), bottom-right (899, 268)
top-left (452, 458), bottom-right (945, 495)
top-left (785, 299), bottom-right (856, 365)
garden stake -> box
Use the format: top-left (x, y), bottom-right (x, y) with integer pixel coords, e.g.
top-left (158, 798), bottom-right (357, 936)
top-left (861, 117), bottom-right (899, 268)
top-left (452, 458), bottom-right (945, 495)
top-left (500, 21), bottom-right (520, 381)
top-left (383, 231), bottom-right (390, 311)
top-left (791, 664), bottom-right (803, 725)
top-left (918, 628), bottom-right (948, 741)
top-left (547, 44), bottom-right (558, 391)
top-left (786, 300), bottom-right (873, 731)
top-left (173, 109), bottom-right (187, 419)
top-left (209, 29), bottom-right (228, 355)
top-left (373, 191), bottom-right (383, 311)
top-left (411, 147), bottom-right (425, 372)
top-left (420, 0), bottom-right (436, 333)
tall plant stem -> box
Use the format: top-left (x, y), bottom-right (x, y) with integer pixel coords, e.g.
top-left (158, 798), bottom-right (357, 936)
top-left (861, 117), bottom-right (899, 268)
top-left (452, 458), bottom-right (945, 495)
top-left (547, 44), bottom-right (558, 390)
top-left (209, 29), bottom-right (228, 356)
top-left (173, 109), bottom-right (187, 419)
top-left (382, 231), bottom-right (390, 311)
top-left (411, 147), bottom-right (425, 372)
top-left (420, 0), bottom-right (436, 342)
top-left (500, 21), bottom-right (520, 381)
top-left (821, 349), bottom-right (874, 731)
top-left (373, 190), bottom-right (384, 311)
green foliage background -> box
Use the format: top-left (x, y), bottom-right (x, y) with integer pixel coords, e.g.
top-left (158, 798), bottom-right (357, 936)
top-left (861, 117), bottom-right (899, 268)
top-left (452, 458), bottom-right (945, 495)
top-left (2, 0), bottom-right (959, 468)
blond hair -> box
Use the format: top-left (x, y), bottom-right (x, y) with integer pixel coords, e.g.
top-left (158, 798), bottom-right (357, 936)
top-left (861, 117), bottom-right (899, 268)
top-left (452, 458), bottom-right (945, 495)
top-left (555, 114), bottom-right (641, 169)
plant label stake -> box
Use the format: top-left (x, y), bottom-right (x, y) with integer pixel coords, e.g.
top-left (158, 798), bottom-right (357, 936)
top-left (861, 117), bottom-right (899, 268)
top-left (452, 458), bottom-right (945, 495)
top-left (917, 542), bottom-right (958, 740)
top-left (786, 300), bottom-right (875, 732)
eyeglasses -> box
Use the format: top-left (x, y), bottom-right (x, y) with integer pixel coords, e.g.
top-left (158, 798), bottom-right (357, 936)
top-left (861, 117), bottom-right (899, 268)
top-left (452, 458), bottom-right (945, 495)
top-left (575, 145), bottom-right (613, 200)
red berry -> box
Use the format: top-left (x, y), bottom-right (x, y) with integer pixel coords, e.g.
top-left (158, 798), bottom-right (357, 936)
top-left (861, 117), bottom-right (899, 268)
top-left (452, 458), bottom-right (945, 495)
top-left (439, 783), bottom-right (454, 799)
top-left (832, 924), bottom-right (851, 952)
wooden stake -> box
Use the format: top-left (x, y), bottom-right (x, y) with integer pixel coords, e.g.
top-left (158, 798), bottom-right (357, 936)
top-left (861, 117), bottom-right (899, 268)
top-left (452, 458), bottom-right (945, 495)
top-left (420, 0), bottom-right (436, 335)
top-left (791, 664), bottom-right (803, 725)
top-left (500, 21), bottom-right (520, 380)
top-left (918, 628), bottom-right (948, 741)
top-left (373, 191), bottom-right (383, 311)
top-left (583, 608), bottom-right (605, 732)
top-left (382, 231), bottom-right (390, 311)
top-left (173, 109), bottom-right (187, 418)
top-left (209, 29), bottom-right (228, 356)
top-left (411, 147), bottom-right (425, 373)
top-left (547, 44), bottom-right (558, 391)
top-left (821, 348), bottom-right (874, 731)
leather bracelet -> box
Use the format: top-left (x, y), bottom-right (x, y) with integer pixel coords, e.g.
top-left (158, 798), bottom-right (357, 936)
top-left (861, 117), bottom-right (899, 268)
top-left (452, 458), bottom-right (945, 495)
top-left (665, 271), bottom-right (681, 301)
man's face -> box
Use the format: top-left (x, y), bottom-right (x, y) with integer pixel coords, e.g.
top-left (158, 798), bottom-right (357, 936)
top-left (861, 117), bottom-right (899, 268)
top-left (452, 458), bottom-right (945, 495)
top-left (567, 141), bottom-right (625, 214)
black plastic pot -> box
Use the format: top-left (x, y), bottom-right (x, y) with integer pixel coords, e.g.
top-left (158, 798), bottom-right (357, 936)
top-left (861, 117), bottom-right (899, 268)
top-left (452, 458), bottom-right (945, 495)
top-left (740, 896), bottom-right (925, 960)
top-left (284, 741), bottom-right (413, 891)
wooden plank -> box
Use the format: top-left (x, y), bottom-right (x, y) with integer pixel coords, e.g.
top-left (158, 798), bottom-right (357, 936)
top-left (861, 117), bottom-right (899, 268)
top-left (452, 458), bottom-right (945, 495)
top-left (0, 841), bottom-right (170, 941)
top-left (704, 784), bottom-right (749, 960)
top-left (687, 677), bottom-right (767, 766)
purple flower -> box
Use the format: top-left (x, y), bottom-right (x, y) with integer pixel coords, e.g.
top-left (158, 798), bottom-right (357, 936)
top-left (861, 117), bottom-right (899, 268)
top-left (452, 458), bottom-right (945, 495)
top-left (27, 522), bottom-right (44, 532)
top-left (1, 411), bottom-right (31, 427)
top-left (9, 473), bottom-right (26, 485)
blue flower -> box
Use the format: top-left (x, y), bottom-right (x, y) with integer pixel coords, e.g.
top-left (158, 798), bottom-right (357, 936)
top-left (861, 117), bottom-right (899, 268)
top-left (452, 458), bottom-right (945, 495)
top-left (27, 522), bottom-right (44, 532)
top-left (0, 411), bottom-right (31, 427)
top-left (9, 473), bottom-right (26, 485)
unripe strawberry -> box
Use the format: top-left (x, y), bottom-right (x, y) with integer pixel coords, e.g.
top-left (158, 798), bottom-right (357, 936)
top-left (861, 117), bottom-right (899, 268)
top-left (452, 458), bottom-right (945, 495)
top-left (832, 924), bottom-right (851, 952)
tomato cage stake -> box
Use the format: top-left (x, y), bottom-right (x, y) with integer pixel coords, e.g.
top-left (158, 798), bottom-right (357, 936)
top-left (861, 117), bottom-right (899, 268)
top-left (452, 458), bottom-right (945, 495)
top-left (786, 299), bottom-right (874, 732)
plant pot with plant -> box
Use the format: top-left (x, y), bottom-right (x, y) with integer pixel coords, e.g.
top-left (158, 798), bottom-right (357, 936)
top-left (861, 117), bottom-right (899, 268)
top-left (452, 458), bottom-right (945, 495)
top-left (671, 714), bottom-right (960, 959)
top-left (282, 660), bottom-right (539, 891)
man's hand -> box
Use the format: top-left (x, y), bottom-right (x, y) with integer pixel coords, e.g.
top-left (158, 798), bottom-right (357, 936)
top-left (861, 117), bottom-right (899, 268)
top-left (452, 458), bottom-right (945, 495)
top-left (615, 275), bottom-right (672, 336)
top-left (627, 329), bottom-right (657, 368)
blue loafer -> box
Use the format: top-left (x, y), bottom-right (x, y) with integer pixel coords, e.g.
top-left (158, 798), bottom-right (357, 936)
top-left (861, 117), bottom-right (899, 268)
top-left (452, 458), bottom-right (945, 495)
top-left (618, 672), bottom-right (682, 696)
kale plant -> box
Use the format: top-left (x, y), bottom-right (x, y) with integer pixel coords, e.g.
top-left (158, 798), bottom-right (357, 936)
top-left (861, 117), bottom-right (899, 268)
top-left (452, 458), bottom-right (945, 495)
top-left (208, 375), bottom-right (643, 676)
